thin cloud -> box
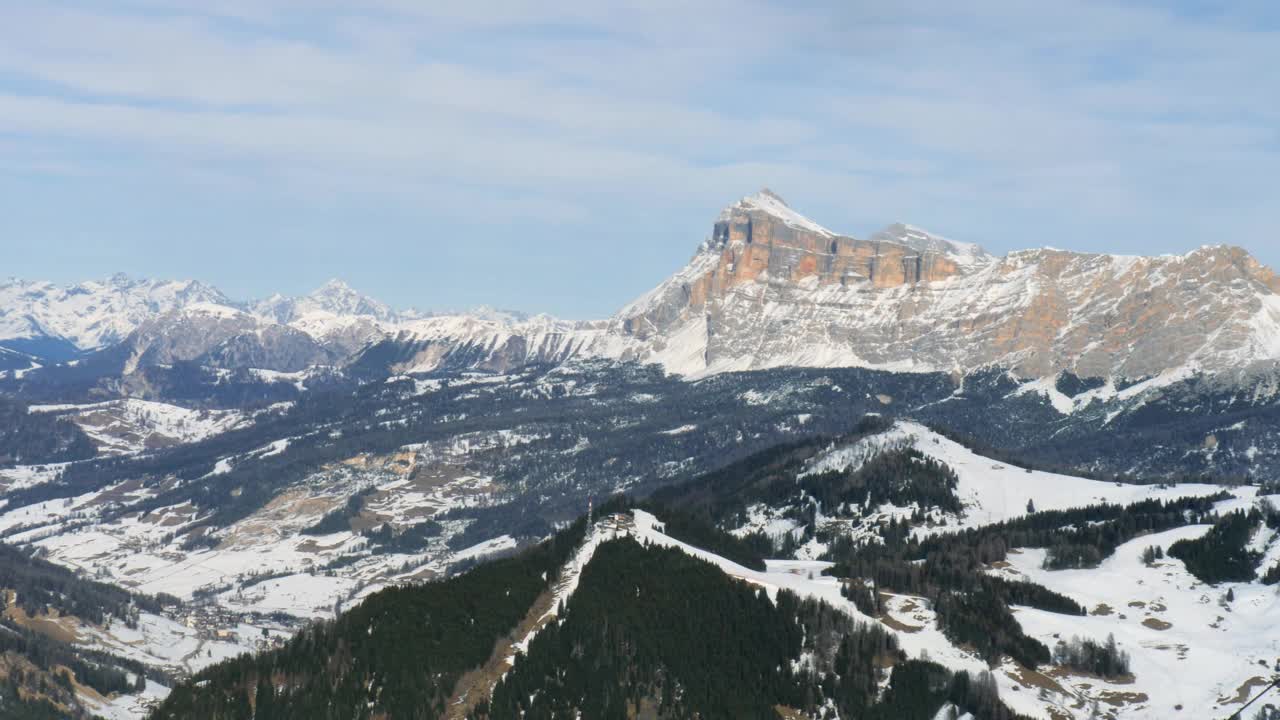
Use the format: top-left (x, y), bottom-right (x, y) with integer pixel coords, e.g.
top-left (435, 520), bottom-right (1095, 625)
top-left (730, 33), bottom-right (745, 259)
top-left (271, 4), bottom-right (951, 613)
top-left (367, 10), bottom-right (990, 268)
top-left (0, 0), bottom-right (1277, 316)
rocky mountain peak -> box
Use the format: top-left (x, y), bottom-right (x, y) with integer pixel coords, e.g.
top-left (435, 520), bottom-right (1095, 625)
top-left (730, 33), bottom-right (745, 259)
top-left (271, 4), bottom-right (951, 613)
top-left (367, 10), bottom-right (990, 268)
top-left (305, 279), bottom-right (394, 320)
top-left (717, 188), bottom-right (836, 238)
top-left (606, 189), bottom-right (1280, 380)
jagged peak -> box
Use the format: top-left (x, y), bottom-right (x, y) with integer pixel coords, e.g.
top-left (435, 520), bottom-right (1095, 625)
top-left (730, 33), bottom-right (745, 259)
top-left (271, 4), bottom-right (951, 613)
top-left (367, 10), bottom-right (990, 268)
top-left (750, 187), bottom-right (790, 207)
top-left (719, 188), bottom-right (836, 237)
top-left (313, 278), bottom-right (354, 294)
top-left (302, 279), bottom-right (393, 319)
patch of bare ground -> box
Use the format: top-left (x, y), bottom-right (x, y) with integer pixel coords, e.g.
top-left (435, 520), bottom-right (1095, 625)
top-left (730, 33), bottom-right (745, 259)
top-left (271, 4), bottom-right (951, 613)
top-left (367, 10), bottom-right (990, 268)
top-left (397, 566), bottom-right (438, 582)
top-left (4, 604), bottom-right (81, 644)
top-left (445, 586), bottom-right (559, 720)
top-left (630, 696), bottom-right (662, 719)
top-left (1142, 618), bottom-right (1172, 631)
top-left (1045, 666), bottom-right (1135, 686)
top-left (877, 595), bottom-right (926, 633)
top-left (878, 613), bottom-right (924, 633)
top-left (295, 538), bottom-right (347, 554)
top-left (1006, 664), bottom-right (1070, 696)
top-left (1219, 676), bottom-right (1269, 705)
top-left (1146, 642), bottom-right (1189, 660)
top-left (1127, 601), bottom-right (1145, 609)
top-left (1091, 603), bottom-right (1114, 616)
top-left (87, 477), bottom-right (146, 506)
top-left (222, 489), bottom-right (338, 547)
top-left (1096, 689), bottom-right (1149, 708)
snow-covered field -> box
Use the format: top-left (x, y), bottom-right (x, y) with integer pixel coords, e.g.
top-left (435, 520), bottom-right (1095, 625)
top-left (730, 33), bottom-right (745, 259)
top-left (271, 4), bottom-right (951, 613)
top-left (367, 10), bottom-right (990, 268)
top-left (993, 520), bottom-right (1280, 719)
top-left (736, 422), bottom-right (1239, 553)
top-left (2, 414), bottom-right (1273, 719)
top-left (637, 494), bottom-right (1277, 720)
top-left (0, 431), bottom-right (530, 634)
top-left (30, 399), bottom-right (247, 455)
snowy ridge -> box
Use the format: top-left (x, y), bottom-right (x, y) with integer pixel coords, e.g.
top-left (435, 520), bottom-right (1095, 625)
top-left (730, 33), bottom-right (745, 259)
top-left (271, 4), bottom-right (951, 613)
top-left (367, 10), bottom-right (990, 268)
top-left (635, 485), bottom-right (1270, 720)
top-left (803, 421), bottom-right (1233, 532)
top-left (870, 222), bottom-right (993, 270)
top-left (5, 191), bottom-right (1279, 385)
top-left (0, 274), bottom-right (229, 351)
top-left (989, 505), bottom-right (1280, 719)
top-left (720, 188), bottom-right (837, 237)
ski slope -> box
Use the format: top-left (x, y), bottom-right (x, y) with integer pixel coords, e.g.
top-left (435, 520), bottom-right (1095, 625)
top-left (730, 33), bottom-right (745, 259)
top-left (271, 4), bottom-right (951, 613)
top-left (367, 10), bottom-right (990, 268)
top-left (812, 421), bottom-right (1242, 532)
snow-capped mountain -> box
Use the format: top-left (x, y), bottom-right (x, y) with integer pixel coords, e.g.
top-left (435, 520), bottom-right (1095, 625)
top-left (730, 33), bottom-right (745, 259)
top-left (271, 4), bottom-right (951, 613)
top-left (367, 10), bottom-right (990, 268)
top-left (250, 279), bottom-right (401, 359)
top-left (605, 189), bottom-right (1280, 379)
top-left (6, 190), bottom-right (1279, 384)
top-left (120, 303), bottom-right (335, 374)
top-left (251, 278), bottom-right (396, 325)
top-left (353, 188), bottom-right (1280, 381)
top-left (0, 274), bottom-right (231, 359)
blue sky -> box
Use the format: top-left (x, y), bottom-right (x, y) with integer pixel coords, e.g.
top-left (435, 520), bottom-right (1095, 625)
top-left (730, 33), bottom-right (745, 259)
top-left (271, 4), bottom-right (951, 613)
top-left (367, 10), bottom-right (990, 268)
top-left (1, 1), bottom-right (1278, 318)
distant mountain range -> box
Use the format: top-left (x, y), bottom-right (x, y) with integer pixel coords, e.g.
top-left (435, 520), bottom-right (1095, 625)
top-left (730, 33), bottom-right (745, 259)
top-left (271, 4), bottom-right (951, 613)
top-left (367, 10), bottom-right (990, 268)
top-left (3, 191), bottom-right (1280, 720)
top-left (4, 189), bottom-right (1278, 389)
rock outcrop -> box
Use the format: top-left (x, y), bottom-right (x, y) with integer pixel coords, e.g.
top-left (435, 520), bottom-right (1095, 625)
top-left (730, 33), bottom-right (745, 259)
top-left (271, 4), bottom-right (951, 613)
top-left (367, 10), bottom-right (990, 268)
top-left (605, 190), bottom-right (1280, 380)
top-left (6, 190), bottom-right (1279, 384)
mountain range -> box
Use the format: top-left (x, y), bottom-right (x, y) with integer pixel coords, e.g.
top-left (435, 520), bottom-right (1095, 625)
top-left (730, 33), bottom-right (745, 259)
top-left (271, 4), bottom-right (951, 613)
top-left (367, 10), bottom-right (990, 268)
top-left (2, 190), bottom-right (1280, 720)
top-left (6, 189), bottom-right (1278, 387)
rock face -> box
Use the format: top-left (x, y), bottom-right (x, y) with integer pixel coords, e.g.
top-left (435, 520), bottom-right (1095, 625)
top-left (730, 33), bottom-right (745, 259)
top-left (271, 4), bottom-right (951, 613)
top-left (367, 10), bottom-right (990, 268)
top-left (606, 190), bottom-right (1280, 380)
top-left (5, 191), bottom-right (1279, 383)
top-left (339, 189), bottom-right (1280, 381)
top-left (364, 313), bottom-right (612, 376)
top-left (123, 305), bottom-right (333, 373)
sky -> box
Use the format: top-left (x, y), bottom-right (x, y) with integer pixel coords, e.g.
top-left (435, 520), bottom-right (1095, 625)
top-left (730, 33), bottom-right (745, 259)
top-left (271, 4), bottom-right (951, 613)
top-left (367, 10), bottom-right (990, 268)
top-left (0, 1), bottom-right (1278, 318)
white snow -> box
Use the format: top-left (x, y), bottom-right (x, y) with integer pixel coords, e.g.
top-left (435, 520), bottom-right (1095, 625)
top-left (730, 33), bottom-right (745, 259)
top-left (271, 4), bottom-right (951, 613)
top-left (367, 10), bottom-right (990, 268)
top-left (30, 399), bottom-right (247, 455)
top-left (658, 424), bottom-right (698, 436)
top-left (991, 516), bottom-right (1280, 719)
top-left (727, 189), bottom-right (837, 237)
top-left (803, 422), bottom-right (1237, 533)
top-left (0, 275), bottom-right (230, 350)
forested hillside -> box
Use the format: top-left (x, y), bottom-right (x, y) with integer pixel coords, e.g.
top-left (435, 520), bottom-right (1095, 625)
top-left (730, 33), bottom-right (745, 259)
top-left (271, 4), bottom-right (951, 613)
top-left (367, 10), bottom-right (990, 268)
top-left (151, 518), bottom-right (588, 719)
top-left (482, 538), bottom-right (1029, 720)
top-left (153, 512), bottom-right (1033, 720)
top-left (0, 395), bottom-right (94, 467)
top-left (0, 542), bottom-right (178, 718)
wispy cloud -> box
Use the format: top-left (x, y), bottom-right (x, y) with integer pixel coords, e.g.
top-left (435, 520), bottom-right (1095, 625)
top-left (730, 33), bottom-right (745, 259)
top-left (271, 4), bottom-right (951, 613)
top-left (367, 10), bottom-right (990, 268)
top-left (0, 0), bottom-right (1277, 315)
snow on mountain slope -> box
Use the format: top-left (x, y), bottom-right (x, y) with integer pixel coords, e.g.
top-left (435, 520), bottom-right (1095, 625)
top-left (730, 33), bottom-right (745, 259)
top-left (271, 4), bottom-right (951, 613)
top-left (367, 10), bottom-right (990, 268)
top-left (355, 189), bottom-right (1277, 382)
top-left (719, 187), bottom-right (837, 237)
top-left (384, 313), bottom-right (617, 374)
top-left (869, 222), bottom-right (992, 271)
top-left (637, 487), bottom-right (1271, 720)
top-left (991, 512), bottom-right (1280, 719)
top-left (29, 399), bottom-right (247, 455)
top-left (606, 190), bottom-right (1280, 381)
top-left (793, 421), bottom-right (1235, 532)
top-left (7, 190), bottom-right (1280, 384)
top-left (894, 422), bottom-right (1237, 530)
top-left (253, 279), bottom-right (395, 324)
top-left (630, 510), bottom-right (1048, 719)
top-left (0, 274), bottom-right (230, 353)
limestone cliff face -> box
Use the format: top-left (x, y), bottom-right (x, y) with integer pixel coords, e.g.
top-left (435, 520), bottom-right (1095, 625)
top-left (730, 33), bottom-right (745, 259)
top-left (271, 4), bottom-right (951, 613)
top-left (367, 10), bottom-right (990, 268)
top-left (709, 204), bottom-right (968, 290)
top-left (354, 188), bottom-right (1280, 382)
top-left (607, 190), bottom-right (1280, 380)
